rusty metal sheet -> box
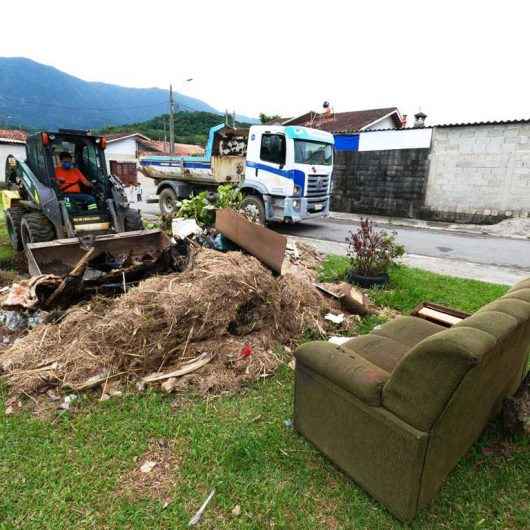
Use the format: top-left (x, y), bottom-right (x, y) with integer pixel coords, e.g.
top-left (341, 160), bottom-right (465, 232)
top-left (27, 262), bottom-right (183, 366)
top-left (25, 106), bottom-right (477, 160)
top-left (215, 209), bottom-right (287, 273)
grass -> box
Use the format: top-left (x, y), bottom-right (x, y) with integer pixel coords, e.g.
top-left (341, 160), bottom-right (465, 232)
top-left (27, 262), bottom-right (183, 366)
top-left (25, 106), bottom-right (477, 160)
top-left (0, 256), bottom-right (528, 528)
top-left (0, 207), bottom-right (16, 269)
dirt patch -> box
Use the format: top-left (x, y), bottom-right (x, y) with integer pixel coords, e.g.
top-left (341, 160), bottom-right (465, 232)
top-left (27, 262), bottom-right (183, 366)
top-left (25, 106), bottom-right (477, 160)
top-left (117, 438), bottom-right (181, 504)
top-left (0, 249), bottom-right (330, 399)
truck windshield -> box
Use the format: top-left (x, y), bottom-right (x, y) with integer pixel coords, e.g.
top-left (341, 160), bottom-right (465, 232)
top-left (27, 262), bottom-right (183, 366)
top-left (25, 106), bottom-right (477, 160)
top-left (294, 140), bottom-right (333, 166)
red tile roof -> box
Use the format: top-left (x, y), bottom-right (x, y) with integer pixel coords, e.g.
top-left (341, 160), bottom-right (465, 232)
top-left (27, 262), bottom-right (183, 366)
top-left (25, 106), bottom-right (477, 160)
top-left (283, 107), bottom-right (402, 132)
top-left (0, 129), bottom-right (27, 142)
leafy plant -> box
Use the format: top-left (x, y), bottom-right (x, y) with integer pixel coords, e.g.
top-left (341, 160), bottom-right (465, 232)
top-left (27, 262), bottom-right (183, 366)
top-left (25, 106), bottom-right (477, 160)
top-left (176, 192), bottom-right (215, 225)
top-left (216, 184), bottom-right (243, 210)
top-left (346, 218), bottom-right (405, 277)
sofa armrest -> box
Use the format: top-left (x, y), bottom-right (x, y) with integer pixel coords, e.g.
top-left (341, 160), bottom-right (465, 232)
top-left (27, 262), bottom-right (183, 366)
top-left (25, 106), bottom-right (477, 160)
top-left (295, 341), bottom-right (390, 406)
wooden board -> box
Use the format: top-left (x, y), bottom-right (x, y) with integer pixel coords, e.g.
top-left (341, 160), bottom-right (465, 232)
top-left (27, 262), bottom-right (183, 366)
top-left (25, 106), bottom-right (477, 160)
top-left (411, 301), bottom-right (470, 328)
top-left (215, 208), bottom-right (287, 274)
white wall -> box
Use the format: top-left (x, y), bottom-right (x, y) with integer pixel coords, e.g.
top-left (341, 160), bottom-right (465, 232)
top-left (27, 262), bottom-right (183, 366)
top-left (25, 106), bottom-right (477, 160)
top-left (358, 128), bottom-right (433, 152)
top-left (105, 137), bottom-right (138, 161)
top-left (363, 115), bottom-right (397, 131)
top-left (0, 143), bottom-right (26, 184)
top-left (426, 123), bottom-right (530, 216)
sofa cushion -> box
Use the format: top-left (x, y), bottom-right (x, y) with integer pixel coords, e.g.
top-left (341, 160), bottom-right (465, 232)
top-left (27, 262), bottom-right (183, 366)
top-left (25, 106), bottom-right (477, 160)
top-left (341, 317), bottom-right (445, 373)
top-left (508, 279), bottom-right (530, 293)
top-left (295, 341), bottom-right (389, 406)
top-left (383, 327), bottom-right (492, 430)
top-left (373, 316), bottom-right (445, 349)
top-left (341, 334), bottom-right (409, 373)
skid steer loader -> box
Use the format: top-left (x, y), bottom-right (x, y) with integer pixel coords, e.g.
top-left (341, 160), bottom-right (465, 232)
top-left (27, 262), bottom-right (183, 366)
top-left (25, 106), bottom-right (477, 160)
top-left (3, 129), bottom-right (170, 276)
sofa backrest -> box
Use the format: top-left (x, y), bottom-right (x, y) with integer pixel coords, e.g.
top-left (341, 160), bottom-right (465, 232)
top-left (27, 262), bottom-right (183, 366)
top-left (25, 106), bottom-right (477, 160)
top-left (382, 282), bottom-right (530, 432)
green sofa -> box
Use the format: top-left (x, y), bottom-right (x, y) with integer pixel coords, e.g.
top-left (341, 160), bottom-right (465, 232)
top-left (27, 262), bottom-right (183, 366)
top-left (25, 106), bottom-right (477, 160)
top-left (294, 278), bottom-right (530, 521)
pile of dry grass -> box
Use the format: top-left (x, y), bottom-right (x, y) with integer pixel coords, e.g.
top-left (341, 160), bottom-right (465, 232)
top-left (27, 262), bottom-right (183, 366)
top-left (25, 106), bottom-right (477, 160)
top-left (1, 249), bottom-right (328, 398)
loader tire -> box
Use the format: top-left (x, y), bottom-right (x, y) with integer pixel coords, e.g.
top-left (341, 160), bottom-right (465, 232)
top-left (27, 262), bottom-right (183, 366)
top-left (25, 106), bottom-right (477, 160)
top-left (5, 206), bottom-right (26, 251)
top-left (159, 187), bottom-right (179, 216)
top-left (241, 195), bottom-right (266, 225)
top-left (20, 212), bottom-right (56, 249)
top-left (124, 208), bottom-right (144, 231)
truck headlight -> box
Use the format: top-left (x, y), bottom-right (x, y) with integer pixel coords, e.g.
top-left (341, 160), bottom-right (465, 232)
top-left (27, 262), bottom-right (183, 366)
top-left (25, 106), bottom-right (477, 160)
top-left (292, 200), bottom-right (300, 209)
top-left (293, 185), bottom-right (302, 197)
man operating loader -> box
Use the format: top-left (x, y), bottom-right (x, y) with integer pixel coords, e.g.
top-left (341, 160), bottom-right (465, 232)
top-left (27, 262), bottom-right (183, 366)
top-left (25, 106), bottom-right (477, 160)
top-left (55, 151), bottom-right (93, 193)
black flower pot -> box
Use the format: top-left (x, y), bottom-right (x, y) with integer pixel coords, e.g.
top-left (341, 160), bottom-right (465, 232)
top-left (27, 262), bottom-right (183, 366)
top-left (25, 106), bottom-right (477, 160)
top-left (347, 270), bottom-right (389, 289)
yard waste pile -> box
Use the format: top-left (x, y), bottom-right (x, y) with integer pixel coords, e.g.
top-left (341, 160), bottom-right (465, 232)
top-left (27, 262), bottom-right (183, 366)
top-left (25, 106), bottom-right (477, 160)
top-left (0, 247), bottom-right (332, 401)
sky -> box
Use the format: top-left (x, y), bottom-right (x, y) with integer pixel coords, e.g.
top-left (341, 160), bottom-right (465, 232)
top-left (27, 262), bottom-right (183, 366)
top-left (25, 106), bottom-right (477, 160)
top-left (1, 0), bottom-right (529, 125)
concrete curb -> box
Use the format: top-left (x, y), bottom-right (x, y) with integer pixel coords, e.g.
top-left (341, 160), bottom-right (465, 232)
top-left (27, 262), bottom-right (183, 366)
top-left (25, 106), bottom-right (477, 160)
top-left (329, 212), bottom-right (530, 241)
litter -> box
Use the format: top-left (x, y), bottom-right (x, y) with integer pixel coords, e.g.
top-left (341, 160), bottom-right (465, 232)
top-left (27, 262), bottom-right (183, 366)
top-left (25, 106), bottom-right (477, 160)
top-left (59, 394), bottom-right (77, 411)
top-left (239, 344), bottom-right (254, 358)
top-left (0, 248), bottom-right (329, 400)
top-left (140, 461), bottom-right (157, 474)
top-left (215, 208), bottom-right (287, 273)
top-left (325, 312), bottom-right (345, 324)
top-left (188, 489), bottom-right (215, 527)
top-left (328, 336), bottom-right (351, 345)
top-left (231, 505), bottom-right (241, 517)
top-left (172, 218), bottom-right (202, 239)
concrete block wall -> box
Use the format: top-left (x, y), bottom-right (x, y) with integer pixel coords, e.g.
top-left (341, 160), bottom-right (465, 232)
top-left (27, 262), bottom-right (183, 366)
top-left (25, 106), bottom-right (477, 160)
top-left (332, 149), bottom-right (430, 218)
top-left (423, 124), bottom-right (530, 222)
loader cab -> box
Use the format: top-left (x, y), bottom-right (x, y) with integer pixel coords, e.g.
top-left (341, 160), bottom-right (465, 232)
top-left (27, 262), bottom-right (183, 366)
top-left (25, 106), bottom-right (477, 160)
top-left (26, 130), bottom-right (108, 191)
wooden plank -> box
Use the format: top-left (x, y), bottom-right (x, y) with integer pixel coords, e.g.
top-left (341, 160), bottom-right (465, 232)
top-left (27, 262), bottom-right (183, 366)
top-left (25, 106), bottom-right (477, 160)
top-left (215, 208), bottom-right (287, 274)
top-left (411, 301), bottom-right (470, 327)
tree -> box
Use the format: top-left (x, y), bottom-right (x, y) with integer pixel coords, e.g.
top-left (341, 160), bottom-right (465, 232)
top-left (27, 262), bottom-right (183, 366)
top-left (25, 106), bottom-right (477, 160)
top-left (259, 113), bottom-right (282, 124)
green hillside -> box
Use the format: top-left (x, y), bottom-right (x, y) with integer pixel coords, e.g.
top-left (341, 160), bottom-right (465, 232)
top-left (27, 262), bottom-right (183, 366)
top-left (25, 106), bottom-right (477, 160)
top-left (100, 111), bottom-right (251, 146)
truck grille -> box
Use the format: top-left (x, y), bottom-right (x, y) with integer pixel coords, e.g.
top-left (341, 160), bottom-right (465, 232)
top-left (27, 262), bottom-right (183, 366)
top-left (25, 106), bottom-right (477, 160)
top-left (306, 174), bottom-right (330, 197)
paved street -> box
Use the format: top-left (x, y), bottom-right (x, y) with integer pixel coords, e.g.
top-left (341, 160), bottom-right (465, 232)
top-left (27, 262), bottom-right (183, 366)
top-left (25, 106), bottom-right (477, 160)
top-left (273, 217), bottom-right (530, 271)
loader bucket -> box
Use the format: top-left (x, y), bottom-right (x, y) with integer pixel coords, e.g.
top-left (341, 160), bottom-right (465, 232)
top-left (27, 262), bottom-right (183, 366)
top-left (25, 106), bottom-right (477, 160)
top-left (25, 229), bottom-right (172, 276)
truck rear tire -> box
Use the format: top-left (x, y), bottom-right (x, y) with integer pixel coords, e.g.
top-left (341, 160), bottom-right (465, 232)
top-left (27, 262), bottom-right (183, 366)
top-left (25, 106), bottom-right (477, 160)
top-left (5, 206), bottom-right (26, 251)
top-left (159, 188), bottom-right (179, 216)
top-left (124, 208), bottom-right (144, 231)
top-left (241, 195), bottom-right (266, 225)
top-left (20, 212), bottom-right (56, 249)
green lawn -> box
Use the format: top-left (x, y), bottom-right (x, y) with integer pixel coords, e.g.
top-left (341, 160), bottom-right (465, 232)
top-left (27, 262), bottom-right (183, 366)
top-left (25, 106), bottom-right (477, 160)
top-left (0, 258), bottom-right (528, 528)
top-left (0, 207), bottom-right (16, 270)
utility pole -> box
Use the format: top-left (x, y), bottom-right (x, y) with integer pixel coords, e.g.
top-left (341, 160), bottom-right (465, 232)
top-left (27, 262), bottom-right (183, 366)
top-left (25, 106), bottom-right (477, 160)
top-left (163, 120), bottom-right (167, 152)
top-left (169, 83), bottom-right (175, 155)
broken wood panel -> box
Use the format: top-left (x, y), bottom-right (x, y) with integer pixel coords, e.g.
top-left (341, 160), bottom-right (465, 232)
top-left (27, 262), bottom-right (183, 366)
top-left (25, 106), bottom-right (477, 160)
top-left (215, 208), bottom-right (287, 274)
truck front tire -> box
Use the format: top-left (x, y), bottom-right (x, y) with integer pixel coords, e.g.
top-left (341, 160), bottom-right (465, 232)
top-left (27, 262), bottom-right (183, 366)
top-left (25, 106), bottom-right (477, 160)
top-left (159, 188), bottom-right (179, 216)
top-left (241, 195), bottom-right (266, 225)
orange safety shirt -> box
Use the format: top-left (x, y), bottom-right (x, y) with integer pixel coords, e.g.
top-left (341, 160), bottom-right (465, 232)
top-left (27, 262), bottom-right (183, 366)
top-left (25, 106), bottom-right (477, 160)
top-left (55, 167), bottom-right (91, 193)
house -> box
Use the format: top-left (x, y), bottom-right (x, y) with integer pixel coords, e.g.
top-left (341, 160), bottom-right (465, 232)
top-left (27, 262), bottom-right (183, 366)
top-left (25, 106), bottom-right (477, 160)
top-left (0, 129), bottom-right (27, 184)
top-left (277, 107), bottom-right (404, 133)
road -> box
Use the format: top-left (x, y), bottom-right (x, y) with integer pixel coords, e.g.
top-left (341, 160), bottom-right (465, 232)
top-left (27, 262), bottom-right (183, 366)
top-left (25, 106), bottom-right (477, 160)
top-left (136, 177), bottom-right (530, 272)
top-left (273, 218), bottom-right (530, 271)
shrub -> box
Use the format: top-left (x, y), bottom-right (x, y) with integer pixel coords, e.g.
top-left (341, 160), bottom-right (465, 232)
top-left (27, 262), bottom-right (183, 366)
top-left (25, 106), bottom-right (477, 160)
top-left (346, 218), bottom-right (405, 276)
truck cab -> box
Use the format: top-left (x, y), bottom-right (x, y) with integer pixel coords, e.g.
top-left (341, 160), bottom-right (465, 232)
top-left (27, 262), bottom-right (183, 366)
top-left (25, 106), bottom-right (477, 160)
top-left (243, 125), bottom-right (334, 222)
top-left (140, 123), bottom-right (334, 224)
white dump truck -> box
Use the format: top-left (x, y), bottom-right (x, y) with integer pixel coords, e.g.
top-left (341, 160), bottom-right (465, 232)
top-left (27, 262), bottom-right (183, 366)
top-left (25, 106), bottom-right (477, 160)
top-left (139, 123), bottom-right (334, 224)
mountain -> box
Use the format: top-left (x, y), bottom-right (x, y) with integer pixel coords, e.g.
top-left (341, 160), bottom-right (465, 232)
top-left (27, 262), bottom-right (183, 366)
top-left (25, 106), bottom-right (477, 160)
top-left (0, 57), bottom-right (256, 130)
top-left (100, 111), bottom-right (252, 146)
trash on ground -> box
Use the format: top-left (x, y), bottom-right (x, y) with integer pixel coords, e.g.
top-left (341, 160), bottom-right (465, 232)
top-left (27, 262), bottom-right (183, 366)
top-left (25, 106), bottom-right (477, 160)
top-left (140, 460), bottom-right (157, 474)
top-left (239, 344), bottom-right (253, 358)
top-left (231, 505), bottom-right (241, 517)
top-left (188, 489), bottom-right (215, 527)
top-left (0, 248), bottom-right (329, 402)
top-left (216, 208), bottom-right (287, 273)
top-left (325, 312), bottom-right (345, 324)
top-left (328, 336), bottom-right (351, 345)
top-left (172, 218), bottom-right (202, 239)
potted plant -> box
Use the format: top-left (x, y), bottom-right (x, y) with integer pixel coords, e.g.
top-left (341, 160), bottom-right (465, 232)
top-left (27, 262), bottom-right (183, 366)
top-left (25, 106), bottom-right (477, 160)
top-left (345, 218), bottom-right (405, 288)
